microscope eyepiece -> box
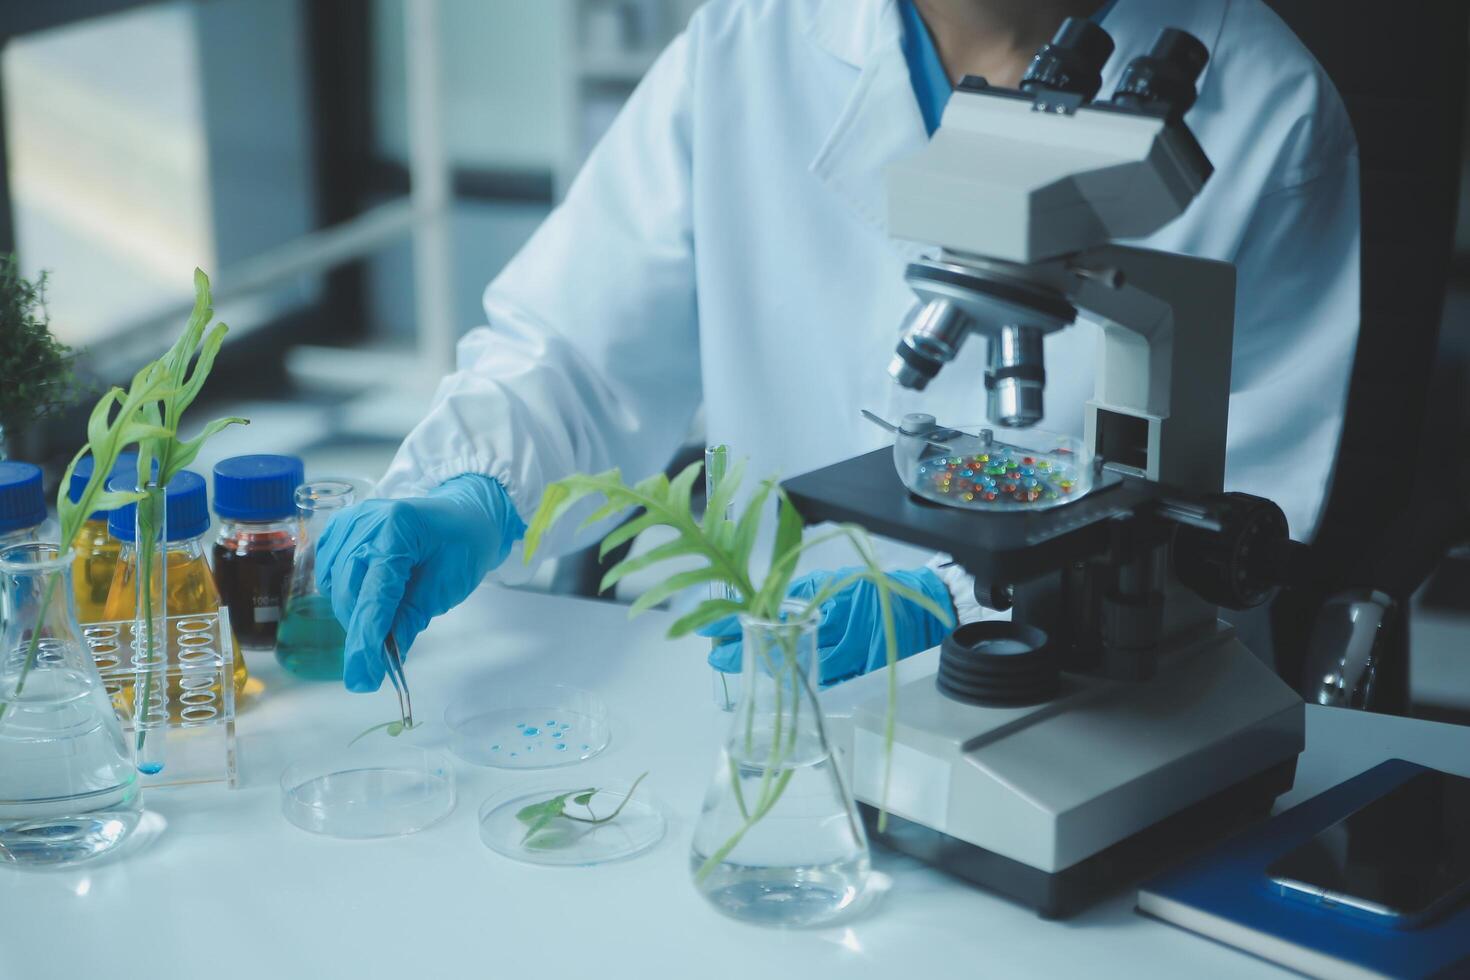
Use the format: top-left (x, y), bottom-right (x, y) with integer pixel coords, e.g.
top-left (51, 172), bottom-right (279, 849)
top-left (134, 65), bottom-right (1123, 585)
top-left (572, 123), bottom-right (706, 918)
top-left (1111, 28), bottom-right (1209, 120)
top-left (1020, 17), bottom-right (1116, 103)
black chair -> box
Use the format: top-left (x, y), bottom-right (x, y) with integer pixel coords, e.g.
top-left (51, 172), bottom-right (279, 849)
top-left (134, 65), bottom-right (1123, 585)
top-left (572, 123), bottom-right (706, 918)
top-left (1264, 1), bottom-right (1469, 711)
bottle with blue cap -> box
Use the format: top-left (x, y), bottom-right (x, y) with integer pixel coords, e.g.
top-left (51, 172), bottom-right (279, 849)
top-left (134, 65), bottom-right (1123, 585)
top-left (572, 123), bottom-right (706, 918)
top-left (68, 452), bottom-right (142, 623)
top-left (101, 470), bottom-right (248, 698)
top-left (211, 455), bottom-right (303, 649)
top-left (0, 461), bottom-right (51, 551)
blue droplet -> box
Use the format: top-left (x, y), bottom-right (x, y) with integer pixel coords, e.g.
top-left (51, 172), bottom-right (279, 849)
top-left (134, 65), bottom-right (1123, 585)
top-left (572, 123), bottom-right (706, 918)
top-left (522, 726), bottom-right (540, 737)
top-left (491, 744), bottom-right (500, 752)
top-left (552, 731), bottom-right (564, 739)
top-left (555, 743), bottom-right (567, 751)
top-left (546, 720), bottom-right (556, 726)
top-left (138, 762), bottom-right (163, 775)
top-left (580, 744), bottom-right (590, 751)
top-left (515, 722), bottom-right (525, 729)
top-left (510, 752), bottom-right (518, 758)
top-left (526, 745), bottom-right (534, 752)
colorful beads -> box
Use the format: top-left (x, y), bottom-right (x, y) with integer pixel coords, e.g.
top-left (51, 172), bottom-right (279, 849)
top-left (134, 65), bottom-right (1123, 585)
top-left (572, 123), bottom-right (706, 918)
top-left (918, 442), bottom-right (1083, 509)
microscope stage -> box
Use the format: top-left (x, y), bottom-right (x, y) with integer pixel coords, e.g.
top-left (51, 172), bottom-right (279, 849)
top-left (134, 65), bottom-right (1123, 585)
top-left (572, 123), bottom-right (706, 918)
top-left (783, 447), bottom-right (1165, 581)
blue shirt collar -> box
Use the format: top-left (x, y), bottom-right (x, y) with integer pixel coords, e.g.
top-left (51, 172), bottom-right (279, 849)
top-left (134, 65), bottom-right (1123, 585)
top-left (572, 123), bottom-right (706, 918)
top-left (901, 0), bottom-right (1122, 136)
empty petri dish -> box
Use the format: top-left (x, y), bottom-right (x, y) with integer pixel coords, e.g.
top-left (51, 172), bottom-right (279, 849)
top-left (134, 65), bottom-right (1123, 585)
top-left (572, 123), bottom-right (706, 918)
top-left (280, 743), bottom-right (456, 839)
top-left (445, 683), bottom-right (610, 769)
top-left (478, 777), bottom-right (665, 867)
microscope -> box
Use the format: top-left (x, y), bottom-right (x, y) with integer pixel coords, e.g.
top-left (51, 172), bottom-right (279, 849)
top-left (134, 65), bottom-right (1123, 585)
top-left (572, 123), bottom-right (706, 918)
top-left (786, 20), bottom-right (1309, 918)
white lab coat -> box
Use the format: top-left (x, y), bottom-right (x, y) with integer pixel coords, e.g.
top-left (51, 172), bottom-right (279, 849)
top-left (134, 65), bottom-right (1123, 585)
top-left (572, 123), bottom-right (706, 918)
top-left (380, 0), bottom-right (1360, 593)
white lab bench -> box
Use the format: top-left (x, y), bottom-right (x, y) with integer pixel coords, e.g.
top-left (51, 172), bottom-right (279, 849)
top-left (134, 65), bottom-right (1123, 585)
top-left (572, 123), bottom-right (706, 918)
top-left (3, 585), bottom-right (1467, 980)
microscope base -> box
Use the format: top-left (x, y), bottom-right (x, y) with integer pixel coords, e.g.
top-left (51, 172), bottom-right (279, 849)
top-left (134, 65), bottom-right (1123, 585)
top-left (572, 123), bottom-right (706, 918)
top-left (861, 757), bottom-right (1297, 919)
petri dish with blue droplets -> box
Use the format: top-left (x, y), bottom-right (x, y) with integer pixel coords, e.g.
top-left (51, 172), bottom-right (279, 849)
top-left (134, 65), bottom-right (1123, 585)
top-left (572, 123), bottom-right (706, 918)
top-left (445, 682), bottom-right (610, 769)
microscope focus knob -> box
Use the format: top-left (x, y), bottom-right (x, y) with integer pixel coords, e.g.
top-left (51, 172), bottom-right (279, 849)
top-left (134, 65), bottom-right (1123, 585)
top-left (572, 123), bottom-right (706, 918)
top-left (1172, 492), bottom-right (1295, 610)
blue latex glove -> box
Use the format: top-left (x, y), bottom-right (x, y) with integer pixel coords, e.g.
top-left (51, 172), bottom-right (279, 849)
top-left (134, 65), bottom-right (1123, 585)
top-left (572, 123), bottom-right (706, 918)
top-left (700, 567), bottom-right (954, 686)
top-left (316, 474), bottom-right (525, 692)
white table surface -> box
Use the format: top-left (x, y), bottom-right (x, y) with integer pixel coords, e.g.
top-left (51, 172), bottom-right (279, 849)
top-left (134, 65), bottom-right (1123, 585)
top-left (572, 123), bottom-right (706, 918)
top-left (3, 585), bottom-right (1468, 980)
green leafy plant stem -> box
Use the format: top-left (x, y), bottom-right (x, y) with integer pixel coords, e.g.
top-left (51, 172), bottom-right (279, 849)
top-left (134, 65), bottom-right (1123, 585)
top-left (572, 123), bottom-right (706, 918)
top-left (524, 461), bottom-right (952, 879)
top-left (0, 372), bottom-right (172, 722)
top-left (0, 270), bottom-right (245, 752)
top-left (559, 771), bottom-right (648, 825)
top-left (349, 719), bottom-right (419, 746)
top-left (131, 486), bottom-right (164, 742)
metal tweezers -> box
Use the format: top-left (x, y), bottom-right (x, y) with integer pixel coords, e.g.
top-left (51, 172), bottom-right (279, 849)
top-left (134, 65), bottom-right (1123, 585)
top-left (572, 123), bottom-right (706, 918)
top-left (383, 634), bottom-right (414, 730)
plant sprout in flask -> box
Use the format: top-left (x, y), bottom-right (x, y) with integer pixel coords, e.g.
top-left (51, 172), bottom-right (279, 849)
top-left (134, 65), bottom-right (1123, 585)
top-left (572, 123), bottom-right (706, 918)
top-left (524, 460), bottom-right (950, 925)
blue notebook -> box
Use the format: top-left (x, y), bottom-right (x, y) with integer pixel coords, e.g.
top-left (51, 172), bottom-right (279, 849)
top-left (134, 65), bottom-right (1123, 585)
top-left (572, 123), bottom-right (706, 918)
top-left (1138, 759), bottom-right (1470, 979)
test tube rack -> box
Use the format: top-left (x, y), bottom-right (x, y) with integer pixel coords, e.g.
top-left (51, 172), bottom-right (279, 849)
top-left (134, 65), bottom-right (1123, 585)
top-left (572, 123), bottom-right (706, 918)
top-left (84, 608), bottom-right (238, 789)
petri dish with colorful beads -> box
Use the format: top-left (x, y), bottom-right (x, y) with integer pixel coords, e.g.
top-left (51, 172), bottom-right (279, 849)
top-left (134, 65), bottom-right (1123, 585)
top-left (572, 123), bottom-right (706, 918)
top-left (445, 683), bottom-right (610, 770)
top-left (893, 423), bottom-right (1095, 512)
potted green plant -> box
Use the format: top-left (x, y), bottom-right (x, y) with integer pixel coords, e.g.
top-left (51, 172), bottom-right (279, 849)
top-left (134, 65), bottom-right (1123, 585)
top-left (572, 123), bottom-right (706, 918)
top-left (0, 256), bottom-right (82, 459)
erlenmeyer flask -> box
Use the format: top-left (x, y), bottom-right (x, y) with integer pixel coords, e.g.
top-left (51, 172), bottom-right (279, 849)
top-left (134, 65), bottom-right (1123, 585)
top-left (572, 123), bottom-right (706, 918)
top-left (0, 543), bottom-right (142, 867)
top-left (276, 481), bottom-right (355, 680)
top-left (690, 610), bottom-right (871, 926)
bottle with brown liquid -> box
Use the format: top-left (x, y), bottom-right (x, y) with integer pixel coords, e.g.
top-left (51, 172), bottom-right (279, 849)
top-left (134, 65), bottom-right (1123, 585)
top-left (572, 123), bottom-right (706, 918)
top-left (210, 455), bottom-right (303, 650)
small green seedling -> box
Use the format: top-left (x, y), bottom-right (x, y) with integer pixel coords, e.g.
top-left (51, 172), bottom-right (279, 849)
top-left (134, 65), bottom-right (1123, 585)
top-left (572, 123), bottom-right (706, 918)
top-left (515, 772), bottom-right (649, 850)
top-left (349, 719), bottom-right (420, 746)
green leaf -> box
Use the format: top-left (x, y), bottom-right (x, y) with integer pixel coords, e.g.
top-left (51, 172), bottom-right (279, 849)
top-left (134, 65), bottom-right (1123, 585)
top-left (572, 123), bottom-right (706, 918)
top-left (667, 598), bottom-right (745, 638)
top-left (86, 489), bottom-right (147, 513)
top-left (596, 511), bottom-right (660, 559)
top-left (628, 566), bottom-right (727, 617)
top-left (884, 577), bottom-right (955, 627)
top-left (773, 493), bottom-right (803, 568)
top-left (578, 496), bottom-right (630, 530)
top-left (572, 791), bottom-right (596, 807)
top-left (525, 470), bottom-right (622, 561)
top-left (703, 457), bottom-right (746, 530)
top-left (523, 825), bottom-right (585, 850)
top-left (170, 321), bottom-right (229, 421)
top-left (598, 536), bottom-right (705, 593)
top-left (159, 415), bottom-right (249, 484)
top-left (733, 478), bottom-right (776, 567)
top-left (666, 460), bottom-right (704, 514)
top-left (632, 471), bottom-right (670, 502)
top-left (516, 790), bottom-right (580, 844)
top-left (516, 792), bottom-right (573, 827)
top-left (348, 721), bottom-right (399, 747)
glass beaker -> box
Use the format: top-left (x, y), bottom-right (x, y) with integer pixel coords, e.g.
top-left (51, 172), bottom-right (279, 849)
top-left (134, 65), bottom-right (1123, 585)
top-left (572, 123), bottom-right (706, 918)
top-left (0, 543), bottom-right (142, 868)
top-left (690, 610), bottom-right (871, 927)
top-left (276, 481), bottom-right (355, 680)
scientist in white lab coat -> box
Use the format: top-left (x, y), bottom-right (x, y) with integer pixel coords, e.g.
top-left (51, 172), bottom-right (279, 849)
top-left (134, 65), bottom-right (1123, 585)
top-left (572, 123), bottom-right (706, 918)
top-left (316, 0), bottom-right (1360, 693)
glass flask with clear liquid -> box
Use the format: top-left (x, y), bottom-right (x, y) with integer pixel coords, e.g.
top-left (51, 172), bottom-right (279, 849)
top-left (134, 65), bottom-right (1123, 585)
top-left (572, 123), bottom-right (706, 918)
top-left (0, 543), bottom-right (142, 867)
top-left (276, 481), bottom-right (355, 680)
top-left (690, 610), bottom-right (871, 927)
